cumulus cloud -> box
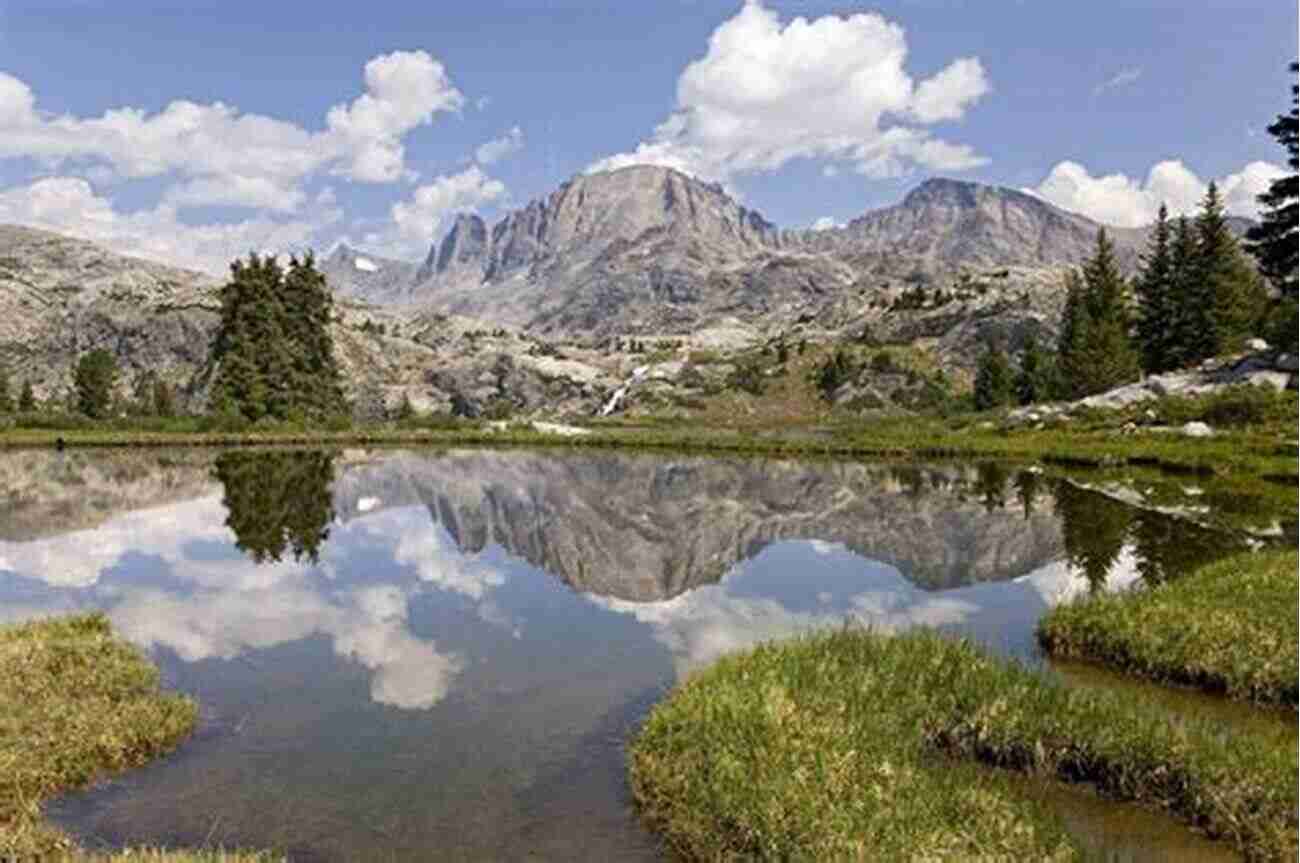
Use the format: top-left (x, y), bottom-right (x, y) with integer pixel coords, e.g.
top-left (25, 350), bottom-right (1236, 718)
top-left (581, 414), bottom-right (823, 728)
top-left (587, 1), bottom-right (989, 182)
top-left (810, 217), bottom-right (840, 231)
top-left (0, 176), bottom-right (340, 274)
top-left (474, 126), bottom-right (524, 165)
top-left (0, 50), bottom-right (463, 210)
top-left (366, 165), bottom-right (506, 258)
top-left (1028, 158), bottom-right (1287, 227)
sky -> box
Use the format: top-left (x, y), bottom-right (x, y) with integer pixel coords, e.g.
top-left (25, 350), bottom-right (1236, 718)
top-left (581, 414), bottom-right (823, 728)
top-left (0, 0), bottom-right (1293, 274)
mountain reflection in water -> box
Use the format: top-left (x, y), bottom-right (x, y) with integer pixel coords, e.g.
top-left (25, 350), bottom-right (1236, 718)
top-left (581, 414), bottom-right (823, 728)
top-left (0, 448), bottom-right (1272, 860)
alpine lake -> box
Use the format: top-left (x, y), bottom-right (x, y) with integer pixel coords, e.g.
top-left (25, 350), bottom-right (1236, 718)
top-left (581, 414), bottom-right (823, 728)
top-left (1, 446), bottom-right (1294, 861)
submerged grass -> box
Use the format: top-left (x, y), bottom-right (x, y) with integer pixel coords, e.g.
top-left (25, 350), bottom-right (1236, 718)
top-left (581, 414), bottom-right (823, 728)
top-left (1037, 550), bottom-right (1300, 707)
top-left (0, 613), bottom-right (278, 862)
top-left (629, 628), bottom-right (1298, 862)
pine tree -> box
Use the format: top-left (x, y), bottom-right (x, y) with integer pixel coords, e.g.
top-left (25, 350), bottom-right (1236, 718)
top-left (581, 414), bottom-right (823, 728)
top-left (1166, 216), bottom-right (1202, 368)
top-left (1134, 204), bottom-right (1176, 373)
top-left (1246, 61), bottom-right (1298, 299)
top-left (973, 338), bottom-right (1014, 410)
top-left (1057, 230), bottom-right (1140, 397)
top-left (1196, 182), bottom-right (1268, 355)
top-left (0, 364), bottom-right (11, 413)
top-left (74, 349), bottom-right (118, 419)
top-left (1056, 269), bottom-right (1091, 399)
top-left (18, 381), bottom-right (35, 412)
top-left (208, 252), bottom-right (346, 423)
top-left (1014, 334), bottom-right (1056, 405)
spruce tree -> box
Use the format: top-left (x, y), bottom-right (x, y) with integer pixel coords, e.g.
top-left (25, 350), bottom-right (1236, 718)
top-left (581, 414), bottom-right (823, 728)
top-left (208, 252), bottom-right (345, 423)
top-left (1134, 204), bottom-right (1176, 373)
top-left (1246, 61), bottom-right (1298, 299)
top-left (1058, 230), bottom-right (1140, 397)
top-left (1014, 334), bottom-right (1056, 405)
top-left (74, 349), bottom-right (118, 419)
top-left (1166, 216), bottom-right (1202, 368)
top-left (973, 339), bottom-right (1014, 410)
top-left (153, 379), bottom-right (176, 417)
top-left (18, 381), bottom-right (35, 412)
top-left (1196, 182), bottom-right (1267, 355)
top-left (0, 364), bottom-right (11, 413)
top-left (1056, 269), bottom-right (1090, 399)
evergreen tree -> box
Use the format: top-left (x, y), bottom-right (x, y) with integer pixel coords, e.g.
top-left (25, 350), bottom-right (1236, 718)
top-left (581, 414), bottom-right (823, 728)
top-left (1014, 334), bottom-right (1056, 405)
top-left (208, 252), bottom-right (345, 422)
top-left (1246, 61), bottom-right (1298, 299)
top-left (973, 339), bottom-right (1014, 410)
top-left (1056, 269), bottom-right (1091, 399)
top-left (1165, 216), bottom-right (1202, 368)
top-left (74, 349), bottom-right (118, 419)
top-left (396, 393), bottom-right (416, 422)
top-left (0, 364), bottom-right (10, 413)
top-left (1196, 182), bottom-right (1268, 355)
top-left (18, 381), bottom-right (35, 412)
top-left (1059, 230), bottom-right (1141, 397)
top-left (1134, 204), bottom-right (1176, 373)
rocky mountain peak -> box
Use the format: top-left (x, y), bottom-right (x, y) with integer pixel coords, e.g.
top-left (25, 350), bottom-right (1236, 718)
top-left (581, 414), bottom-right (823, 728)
top-left (418, 213), bottom-right (489, 283)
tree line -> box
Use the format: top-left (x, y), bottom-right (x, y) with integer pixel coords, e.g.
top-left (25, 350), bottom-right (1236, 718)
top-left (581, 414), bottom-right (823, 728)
top-left (975, 62), bottom-right (1297, 410)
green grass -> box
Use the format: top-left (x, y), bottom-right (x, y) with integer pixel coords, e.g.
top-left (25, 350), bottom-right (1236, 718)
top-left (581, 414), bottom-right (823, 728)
top-left (629, 628), bottom-right (1297, 862)
top-left (1, 415), bottom-right (1295, 486)
top-left (0, 613), bottom-right (278, 862)
top-left (1037, 550), bottom-right (1299, 707)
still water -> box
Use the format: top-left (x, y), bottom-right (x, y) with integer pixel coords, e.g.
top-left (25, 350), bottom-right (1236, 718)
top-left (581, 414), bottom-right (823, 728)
top-left (0, 447), bottom-right (1291, 861)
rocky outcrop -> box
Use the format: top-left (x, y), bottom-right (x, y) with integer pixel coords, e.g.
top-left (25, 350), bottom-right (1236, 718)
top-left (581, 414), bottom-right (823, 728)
top-left (1006, 346), bottom-right (1299, 427)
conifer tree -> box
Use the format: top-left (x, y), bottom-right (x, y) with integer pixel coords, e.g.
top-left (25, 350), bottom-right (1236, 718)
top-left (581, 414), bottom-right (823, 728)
top-left (74, 349), bottom-right (118, 419)
top-left (1056, 269), bottom-right (1090, 399)
top-left (1246, 61), bottom-right (1298, 299)
top-left (18, 381), bottom-right (35, 412)
top-left (0, 364), bottom-right (11, 413)
top-left (1166, 216), bottom-right (1202, 368)
top-left (1196, 182), bottom-right (1267, 355)
top-left (209, 252), bottom-right (345, 422)
top-left (1134, 204), bottom-right (1176, 373)
top-left (1057, 230), bottom-right (1140, 397)
top-left (973, 338), bottom-right (1014, 410)
top-left (1014, 334), bottom-right (1056, 405)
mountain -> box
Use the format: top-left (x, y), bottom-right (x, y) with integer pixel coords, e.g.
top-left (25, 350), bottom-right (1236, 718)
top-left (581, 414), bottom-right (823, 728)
top-left (0, 224), bottom-right (617, 416)
top-left (320, 243), bottom-right (419, 305)
top-left (326, 168), bottom-right (1152, 341)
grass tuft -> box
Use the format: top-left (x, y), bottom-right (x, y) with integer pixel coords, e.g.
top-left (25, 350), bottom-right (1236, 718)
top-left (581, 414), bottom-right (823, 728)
top-left (0, 613), bottom-right (278, 862)
top-left (630, 628), bottom-right (1297, 862)
top-left (1037, 550), bottom-right (1299, 707)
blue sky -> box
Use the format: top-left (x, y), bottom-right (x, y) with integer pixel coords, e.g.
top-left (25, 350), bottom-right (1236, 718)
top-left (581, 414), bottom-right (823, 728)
top-left (0, 0), bottom-right (1293, 272)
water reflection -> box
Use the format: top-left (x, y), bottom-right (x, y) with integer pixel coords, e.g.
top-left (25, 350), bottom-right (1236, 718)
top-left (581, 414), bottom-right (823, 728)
top-left (0, 448), bottom-right (1283, 861)
top-left (213, 451), bottom-right (336, 564)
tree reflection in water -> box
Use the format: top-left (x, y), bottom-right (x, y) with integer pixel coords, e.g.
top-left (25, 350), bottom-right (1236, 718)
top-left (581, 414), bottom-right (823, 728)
top-left (1051, 478), bottom-right (1250, 591)
top-left (212, 450), bottom-right (337, 564)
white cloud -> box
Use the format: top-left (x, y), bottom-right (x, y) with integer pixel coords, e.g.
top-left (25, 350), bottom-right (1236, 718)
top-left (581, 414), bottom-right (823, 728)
top-left (1093, 67), bottom-right (1142, 96)
top-left (0, 50), bottom-right (463, 211)
top-left (367, 165), bottom-right (506, 258)
top-left (324, 50), bottom-right (465, 183)
top-left (810, 217), bottom-right (840, 231)
top-left (0, 176), bottom-right (340, 275)
top-left (1028, 158), bottom-right (1287, 227)
top-left (475, 126), bottom-right (524, 165)
top-left (587, 1), bottom-right (989, 182)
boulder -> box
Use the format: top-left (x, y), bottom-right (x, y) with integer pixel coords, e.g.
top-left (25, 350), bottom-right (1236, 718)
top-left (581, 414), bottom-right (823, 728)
top-left (1276, 353), bottom-right (1298, 373)
top-left (1181, 421), bottom-right (1213, 438)
top-left (1245, 337), bottom-right (1269, 352)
